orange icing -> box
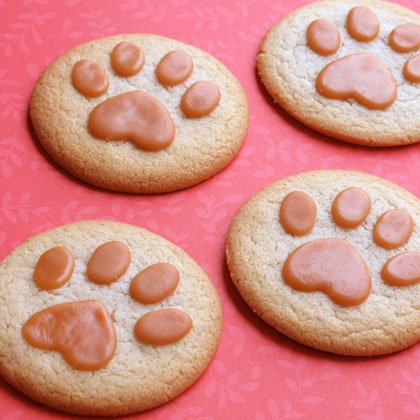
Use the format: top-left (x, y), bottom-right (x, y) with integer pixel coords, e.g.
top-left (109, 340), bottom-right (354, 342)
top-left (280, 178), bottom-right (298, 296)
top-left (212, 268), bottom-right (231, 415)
top-left (316, 53), bottom-right (397, 110)
top-left (88, 91), bottom-right (175, 151)
top-left (373, 209), bottom-right (413, 250)
top-left (130, 263), bottom-right (180, 304)
top-left (280, 191), bottom-right (317, 236)
top-left (22, 300), bottom-right (116, 371)
top-left (283, 238), bottom-right (371, 306)
top-left (346, 6), bottom-right (379, 42)
top-left (389, 24), bottom-right (420, 52)
top-left (134, 308), bottom-right (192, 345)
top-left (71, 59), bottom-right (109, 97)
top-left (403, 54), bottom-right (420, 82)
top-left (87, 241), bottom-right (131, 285)
top-left (306, 19), bottom-right (341, 55)
top-left (155, 51), bottom-right (193, 86)
top-left (180, 81), bottom-right (220, 117)
top-left (331, 188), bottom-right (371, 229)
top-left (381, 252), bottom-right (420, 286)
top-left (111, 42), bottom-right (145, 77)
top-left (33, 247), bottom-right (74, 290)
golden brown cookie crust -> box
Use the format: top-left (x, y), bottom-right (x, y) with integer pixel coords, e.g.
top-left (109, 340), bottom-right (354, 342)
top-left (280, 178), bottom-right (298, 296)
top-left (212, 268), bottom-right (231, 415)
top-left (30, 34), bottom-right (249, 193)
top-left (0, 220), bottom-right (222, 416)
top-left (226, 170), bottom-right (420, 356)
top-left (257, 0), bottom-right (420, 146)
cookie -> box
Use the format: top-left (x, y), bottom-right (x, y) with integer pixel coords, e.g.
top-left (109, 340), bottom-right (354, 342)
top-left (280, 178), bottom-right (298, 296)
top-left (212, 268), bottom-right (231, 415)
top-left (0, 220), bottom-right (222, 416)
top-left (226, 170), bottom-right (420, 356)
top-left (30, 34), bottom-right (249, 193)
top-left (257, 0), bottom-right (420, 146)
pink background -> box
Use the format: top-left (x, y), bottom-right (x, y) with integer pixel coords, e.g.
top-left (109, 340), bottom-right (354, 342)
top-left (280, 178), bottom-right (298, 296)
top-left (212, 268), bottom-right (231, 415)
top-left (2, 0), bottom-right (420, 419)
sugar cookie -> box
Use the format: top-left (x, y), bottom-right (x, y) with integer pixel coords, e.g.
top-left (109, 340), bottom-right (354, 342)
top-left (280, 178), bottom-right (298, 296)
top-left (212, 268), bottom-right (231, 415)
top-left (227, 170), bottom-right (420, 355)
top-left (257, 0), bottom-right (420, 146)
top-left (0, 220), bottom-right (222, 415)
top-left (30, 34), bottom-right (249, 192)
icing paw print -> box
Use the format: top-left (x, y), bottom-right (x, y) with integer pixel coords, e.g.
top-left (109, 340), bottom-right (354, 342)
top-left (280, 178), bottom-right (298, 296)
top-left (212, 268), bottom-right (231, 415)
top-left (307, 6), bottom-right (420, 109)
top-left (280, 188), bottom-right (419, 306)
top-left (71, 42), bottom-right (220, 151)
top-left (22, 241), bottom-right (192, 371)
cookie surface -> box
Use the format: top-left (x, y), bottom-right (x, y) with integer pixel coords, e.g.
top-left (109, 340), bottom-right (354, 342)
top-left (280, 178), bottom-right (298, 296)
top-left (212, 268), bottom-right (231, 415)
top-left (257, 0), bottom-right (420, 146)
top-left (30, 34), bottom-right (249, 193)
top-left (0, 220), bottom-right (222, 416)
top-left (226, 170), bottom-right (420, 356)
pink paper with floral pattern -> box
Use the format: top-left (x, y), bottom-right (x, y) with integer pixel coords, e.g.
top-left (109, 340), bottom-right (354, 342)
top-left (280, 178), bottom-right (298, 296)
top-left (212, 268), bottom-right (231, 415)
top-left (2, 0), bottom-right (420, 419)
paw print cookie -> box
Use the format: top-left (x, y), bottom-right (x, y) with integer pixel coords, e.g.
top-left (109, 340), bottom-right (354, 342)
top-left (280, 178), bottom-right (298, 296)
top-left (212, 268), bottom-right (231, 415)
top-left (226, 170), bottom-right (420, 356)
top-left (257, 0), bottom-right (420, 146)
top-left (0, 220), bottom-right (222, 416)
top-left (30, 34), bottom-right (249, 193)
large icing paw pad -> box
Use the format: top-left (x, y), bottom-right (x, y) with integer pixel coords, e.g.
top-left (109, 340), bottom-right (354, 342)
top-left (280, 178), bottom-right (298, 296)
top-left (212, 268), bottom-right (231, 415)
top-left (315, 53), bottom-right (397, 110)
top-left (282, 238), bottom-right (371, 307)
top-left (22, 300), bottom-right (116, 371)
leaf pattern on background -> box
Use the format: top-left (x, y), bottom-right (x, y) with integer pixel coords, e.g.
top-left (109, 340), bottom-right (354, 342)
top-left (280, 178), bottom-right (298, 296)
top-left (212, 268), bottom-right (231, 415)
top-left (1, 192), bottom-right (50, 225)
top-left (204, 360), bottom-right (260, 410)
top-left (2, 0), bottom-right (420, 419)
